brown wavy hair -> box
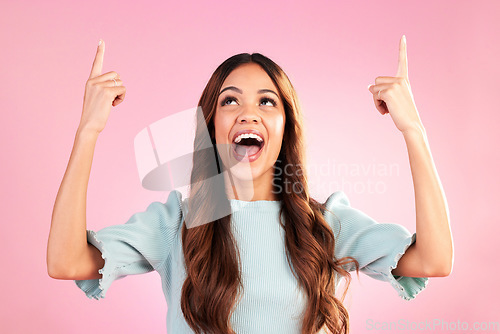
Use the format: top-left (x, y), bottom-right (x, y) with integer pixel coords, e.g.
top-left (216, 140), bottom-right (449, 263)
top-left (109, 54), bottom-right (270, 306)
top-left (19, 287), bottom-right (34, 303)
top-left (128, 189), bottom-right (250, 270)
top-left (180, 53), bottom-right (359, 334)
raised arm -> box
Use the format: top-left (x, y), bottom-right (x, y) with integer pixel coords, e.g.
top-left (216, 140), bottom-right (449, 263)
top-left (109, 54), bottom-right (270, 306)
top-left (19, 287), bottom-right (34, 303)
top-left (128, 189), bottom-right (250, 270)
top-left (367, 35), bottom-right (453, 277)
top-left (47, 39), bottom-right (126, 280)
top-left (47, 128), bottom-right (104, 280)
top-left (393, 126), bottom-right (453, 277)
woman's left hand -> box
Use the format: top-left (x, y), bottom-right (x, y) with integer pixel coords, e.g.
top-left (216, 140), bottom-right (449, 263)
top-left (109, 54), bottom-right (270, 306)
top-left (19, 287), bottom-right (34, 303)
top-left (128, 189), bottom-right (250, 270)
top-left (368, 35), bottom-right (424, 134)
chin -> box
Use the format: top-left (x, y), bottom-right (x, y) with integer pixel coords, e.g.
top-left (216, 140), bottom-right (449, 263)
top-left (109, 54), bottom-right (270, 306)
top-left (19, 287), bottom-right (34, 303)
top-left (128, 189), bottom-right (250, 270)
top-left (228, 164), bottom-right (264, 182)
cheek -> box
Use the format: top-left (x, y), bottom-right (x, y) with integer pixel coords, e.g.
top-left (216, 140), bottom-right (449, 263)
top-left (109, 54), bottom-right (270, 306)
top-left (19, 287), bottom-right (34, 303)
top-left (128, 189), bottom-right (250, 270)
top-left (272, 117), bottom-right (285, 144)
top-left (213, 111), bottom-right (232, 143)
top-left (269, 114), bottom-right (286, 145)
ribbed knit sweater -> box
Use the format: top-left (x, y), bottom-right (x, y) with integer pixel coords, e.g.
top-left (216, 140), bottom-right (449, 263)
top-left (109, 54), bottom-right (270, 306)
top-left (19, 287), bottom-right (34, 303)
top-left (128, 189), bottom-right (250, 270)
top-left (75, 190), bottom-right (428, 333)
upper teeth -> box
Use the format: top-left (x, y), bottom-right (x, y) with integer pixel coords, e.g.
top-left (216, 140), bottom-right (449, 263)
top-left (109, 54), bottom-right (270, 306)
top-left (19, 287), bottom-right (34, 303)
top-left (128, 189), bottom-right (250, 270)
top-left (234, 133), bottom-right (263, 144)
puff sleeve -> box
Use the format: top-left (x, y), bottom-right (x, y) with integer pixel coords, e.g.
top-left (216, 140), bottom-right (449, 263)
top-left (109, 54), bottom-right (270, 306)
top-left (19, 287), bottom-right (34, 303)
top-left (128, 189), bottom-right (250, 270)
top-left (74, 190), bottom-right (185, 300)
top-left (323, 191), bottom-right (428, 300)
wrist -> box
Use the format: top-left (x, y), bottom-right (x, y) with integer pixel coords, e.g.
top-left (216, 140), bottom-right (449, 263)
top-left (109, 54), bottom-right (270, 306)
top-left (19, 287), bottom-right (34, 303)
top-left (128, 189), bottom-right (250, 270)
top-left (402, 122), bottom-right (426, 139)
top-left (76, 125), bottom-right (100, 141)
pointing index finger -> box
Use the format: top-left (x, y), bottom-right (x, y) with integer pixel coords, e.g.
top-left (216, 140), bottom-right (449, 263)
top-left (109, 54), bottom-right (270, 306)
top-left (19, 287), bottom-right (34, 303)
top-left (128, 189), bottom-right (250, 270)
top-left (396, 35), bottom-right (408, 79)
top-left (89, 39), bottom-right (105, 79)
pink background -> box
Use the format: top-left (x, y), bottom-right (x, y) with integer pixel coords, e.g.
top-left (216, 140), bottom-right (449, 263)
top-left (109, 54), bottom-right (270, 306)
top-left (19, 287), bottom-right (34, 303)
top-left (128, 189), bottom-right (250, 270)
top-left (1, 0), bottom-right (498, 333)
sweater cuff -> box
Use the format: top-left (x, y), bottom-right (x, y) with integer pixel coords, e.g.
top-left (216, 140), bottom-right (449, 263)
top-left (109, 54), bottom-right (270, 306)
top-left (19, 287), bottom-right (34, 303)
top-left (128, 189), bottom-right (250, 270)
top-left (74, 230), bottom-right (120, 300)
top-left (385, 233), bottom-right (429, 300)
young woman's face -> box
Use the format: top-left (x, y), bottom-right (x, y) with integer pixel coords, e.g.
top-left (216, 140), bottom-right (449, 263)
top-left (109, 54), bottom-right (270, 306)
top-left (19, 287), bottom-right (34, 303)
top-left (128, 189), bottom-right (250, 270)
top-left (214, 63), bottom-right (286, 182)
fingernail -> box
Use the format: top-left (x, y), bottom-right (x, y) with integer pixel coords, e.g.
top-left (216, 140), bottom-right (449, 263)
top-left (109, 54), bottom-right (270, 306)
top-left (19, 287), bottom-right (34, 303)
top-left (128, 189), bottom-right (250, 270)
top-left (367, 84), bottom-right (372, 90)
top-left (403, 35), bottom-right (406, 43)
top-left (98, 39), bottom-right (103, 46)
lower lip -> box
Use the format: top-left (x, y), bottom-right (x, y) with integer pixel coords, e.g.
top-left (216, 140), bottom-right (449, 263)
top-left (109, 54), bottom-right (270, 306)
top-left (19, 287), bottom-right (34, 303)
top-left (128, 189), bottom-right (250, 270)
top-left (232, 143), bottom-right (264, 163)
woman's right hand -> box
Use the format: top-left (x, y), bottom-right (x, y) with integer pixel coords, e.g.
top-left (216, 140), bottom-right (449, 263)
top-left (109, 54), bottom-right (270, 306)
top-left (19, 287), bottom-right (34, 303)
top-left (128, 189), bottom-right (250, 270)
top-left (78, 39), bottom-right (126, 134)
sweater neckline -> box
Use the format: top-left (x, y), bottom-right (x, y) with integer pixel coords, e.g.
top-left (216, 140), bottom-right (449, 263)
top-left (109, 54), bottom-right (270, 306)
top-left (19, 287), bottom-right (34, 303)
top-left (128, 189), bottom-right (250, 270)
top-left (229, 198), bottom-right (282, 211)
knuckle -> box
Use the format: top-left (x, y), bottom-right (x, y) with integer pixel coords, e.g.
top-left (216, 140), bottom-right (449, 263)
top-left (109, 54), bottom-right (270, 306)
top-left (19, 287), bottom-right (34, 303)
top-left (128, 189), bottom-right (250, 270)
top-left (104, 88), bottom-right (114, 96)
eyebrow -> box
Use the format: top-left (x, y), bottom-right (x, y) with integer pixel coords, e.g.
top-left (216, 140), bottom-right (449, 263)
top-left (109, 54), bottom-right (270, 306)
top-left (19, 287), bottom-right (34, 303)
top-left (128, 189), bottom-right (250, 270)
top-left (218, 86), bottom-right (279, 98)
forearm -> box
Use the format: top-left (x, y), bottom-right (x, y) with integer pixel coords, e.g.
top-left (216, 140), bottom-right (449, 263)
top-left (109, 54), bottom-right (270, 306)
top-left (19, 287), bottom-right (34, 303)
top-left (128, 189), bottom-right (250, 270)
top-left (47, 127), bottom-right (100, 277)
top-left (402, 125), bottom-right (453, 276)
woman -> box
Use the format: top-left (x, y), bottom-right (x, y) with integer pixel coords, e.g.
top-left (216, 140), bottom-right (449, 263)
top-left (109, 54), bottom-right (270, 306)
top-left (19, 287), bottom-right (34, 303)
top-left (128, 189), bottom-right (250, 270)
top-left (47, 36), bottom-right (453, 334)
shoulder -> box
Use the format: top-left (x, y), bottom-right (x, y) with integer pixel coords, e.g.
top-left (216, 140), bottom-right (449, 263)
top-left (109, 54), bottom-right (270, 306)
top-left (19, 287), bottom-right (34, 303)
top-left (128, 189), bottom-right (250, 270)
top-left (165, 189), bottom-right (184, 213)
top-left (144, 189), bottom-right (186, 231)
top-left (321, 190), bottom-right (352, 223)
top-left (323, 190), bottom-right (351, 208)
top-left (320, 190), bottom-right (376, 236)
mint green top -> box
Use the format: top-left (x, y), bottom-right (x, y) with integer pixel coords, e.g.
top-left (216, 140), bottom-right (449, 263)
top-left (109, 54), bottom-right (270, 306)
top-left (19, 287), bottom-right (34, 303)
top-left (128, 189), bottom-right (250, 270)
top-left (75, 190), bottom-right (428, 333)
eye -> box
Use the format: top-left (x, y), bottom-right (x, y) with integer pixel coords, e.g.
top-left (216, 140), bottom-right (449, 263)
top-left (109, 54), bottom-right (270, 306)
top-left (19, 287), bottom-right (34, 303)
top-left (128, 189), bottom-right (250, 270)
top-left (220, 95), bottom-right (278, 107)
top-left (261, 97), bottom-right (277, 107)
top-left (221, 96), bottom-right (237, 106)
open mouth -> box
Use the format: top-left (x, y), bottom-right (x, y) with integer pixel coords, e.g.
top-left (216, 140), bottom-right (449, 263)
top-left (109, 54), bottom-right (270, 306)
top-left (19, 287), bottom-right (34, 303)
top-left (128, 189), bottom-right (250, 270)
top-left (231, 134), bottom-right (265, 162)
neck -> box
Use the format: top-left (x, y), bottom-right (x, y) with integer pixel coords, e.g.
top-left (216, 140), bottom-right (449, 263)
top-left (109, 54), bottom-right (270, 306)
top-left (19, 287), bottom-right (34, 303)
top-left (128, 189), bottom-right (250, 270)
top-left (224, 167), bottom-right (277, 201)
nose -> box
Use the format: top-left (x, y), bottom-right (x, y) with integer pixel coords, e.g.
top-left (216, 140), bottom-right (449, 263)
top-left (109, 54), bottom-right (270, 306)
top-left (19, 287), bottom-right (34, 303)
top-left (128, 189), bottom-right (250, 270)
top-left (237, 104), bottom-right (261, 124)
